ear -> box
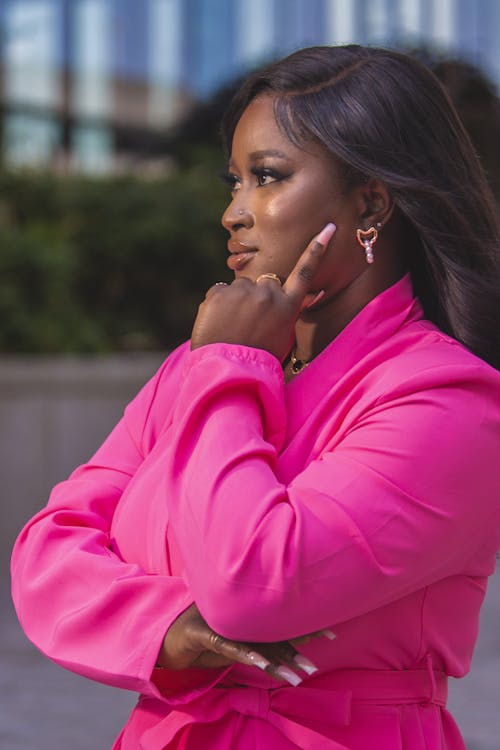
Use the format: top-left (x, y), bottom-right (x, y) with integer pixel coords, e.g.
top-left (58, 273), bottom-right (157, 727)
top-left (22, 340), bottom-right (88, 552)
top-left (355, 179), bottom-right (393, 229)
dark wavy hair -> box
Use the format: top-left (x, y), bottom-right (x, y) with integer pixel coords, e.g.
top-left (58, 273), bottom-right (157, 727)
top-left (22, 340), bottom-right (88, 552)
top-left (222, 45), bottom-right (500, 370)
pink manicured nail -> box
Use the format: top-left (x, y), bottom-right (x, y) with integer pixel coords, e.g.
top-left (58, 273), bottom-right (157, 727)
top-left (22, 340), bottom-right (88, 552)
top-left (305, 289), bottom-right (326, 309)
top-left (247, 651), bottom-right (272, 671)
top-left (276, 665), bottom-right (303, 686)
top-left (320, 629), bottom-right (336, 641)
top-left (315, 222), bottom-right (336, 246)
top-left (293, 654), bottom-right (319, 676)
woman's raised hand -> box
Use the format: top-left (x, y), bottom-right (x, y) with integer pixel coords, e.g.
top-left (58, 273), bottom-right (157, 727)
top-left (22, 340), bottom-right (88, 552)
top-left (157, 603), bottom-right (334, 686)
top-left (190, 223), bottom-right (336, 361)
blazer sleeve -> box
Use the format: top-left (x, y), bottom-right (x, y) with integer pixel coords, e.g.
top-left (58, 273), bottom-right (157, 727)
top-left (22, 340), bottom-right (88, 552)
top-left (10, 354), bottom-right (194, 697)
top-left (161, 343), bottom-right (500, 642)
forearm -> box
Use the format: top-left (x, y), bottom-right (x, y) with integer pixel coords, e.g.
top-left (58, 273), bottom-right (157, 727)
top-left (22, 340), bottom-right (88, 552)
top-left (163, 345), bottom-right (500, 642)
top-left (11, 496), bottom-right (194, 696)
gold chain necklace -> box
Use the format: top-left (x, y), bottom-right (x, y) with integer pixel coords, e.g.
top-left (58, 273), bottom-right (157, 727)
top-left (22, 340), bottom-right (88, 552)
top-left (289, 346), bottom-right (312, 375)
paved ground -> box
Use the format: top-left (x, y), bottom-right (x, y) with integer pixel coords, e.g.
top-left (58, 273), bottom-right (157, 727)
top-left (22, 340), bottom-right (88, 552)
top-left (1, 568), bottom-right (499, 749)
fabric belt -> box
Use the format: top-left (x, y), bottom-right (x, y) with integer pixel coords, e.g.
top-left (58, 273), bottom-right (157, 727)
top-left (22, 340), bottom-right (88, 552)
top-left (141, 666), bottom-right (448, 750)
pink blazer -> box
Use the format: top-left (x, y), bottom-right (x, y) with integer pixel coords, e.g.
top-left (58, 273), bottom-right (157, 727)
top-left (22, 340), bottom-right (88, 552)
top-left (11, 275), bottom-right (500, 749)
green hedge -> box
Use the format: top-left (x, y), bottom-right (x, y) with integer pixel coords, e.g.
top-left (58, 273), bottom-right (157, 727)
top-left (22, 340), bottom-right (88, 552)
top-left (0, 148), bottom-right (231, 353)
top-left (1, 53), bottom-right (498, 354)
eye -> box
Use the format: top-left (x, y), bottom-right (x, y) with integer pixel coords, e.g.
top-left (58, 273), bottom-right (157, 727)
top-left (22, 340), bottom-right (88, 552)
top-left (219, 172), bottom-right (241, 192)
top-left (251, 167), bottom-right (284, 186)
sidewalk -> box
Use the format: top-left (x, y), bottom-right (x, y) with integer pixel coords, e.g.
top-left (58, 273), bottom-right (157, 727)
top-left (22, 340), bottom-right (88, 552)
top-left (1, 569), bottom-right (499, 749)
top-left (0, 581), bottom-right (134, 749)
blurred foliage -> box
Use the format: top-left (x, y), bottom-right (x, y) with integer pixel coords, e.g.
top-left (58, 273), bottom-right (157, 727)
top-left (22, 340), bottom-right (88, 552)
top-left (424, 54), bottom-right (500, 201)
top-left (0, 52), bottom-right (498, 354)
top-left (0, 145), bottom-right (231, 353)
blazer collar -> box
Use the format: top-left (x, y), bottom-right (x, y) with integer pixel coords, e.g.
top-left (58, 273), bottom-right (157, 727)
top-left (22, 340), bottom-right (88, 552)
top-left (284, 273), bottom-right (423, 442)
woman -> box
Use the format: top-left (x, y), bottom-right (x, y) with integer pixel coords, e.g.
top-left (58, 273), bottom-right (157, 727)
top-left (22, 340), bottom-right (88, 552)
top-left (11, 45), bottom-right (500, 749)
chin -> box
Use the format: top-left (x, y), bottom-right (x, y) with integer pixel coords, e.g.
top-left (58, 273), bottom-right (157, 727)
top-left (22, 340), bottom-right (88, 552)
top-left (233, 270), bottom-right (254, 281)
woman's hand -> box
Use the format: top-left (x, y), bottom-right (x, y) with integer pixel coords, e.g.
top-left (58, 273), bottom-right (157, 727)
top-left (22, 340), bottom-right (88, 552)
top-left (157, 603), bottom-right (333, 686)
top-left (190, 223), bottom-right (336, 361)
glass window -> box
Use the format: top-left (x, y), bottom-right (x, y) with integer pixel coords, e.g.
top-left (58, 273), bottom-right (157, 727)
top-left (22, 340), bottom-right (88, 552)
top-left (3, 0), bottom-right (59, 107)
top-left (235, 0), bottom-right (275, 66)
top-left (325, 0), bottom-right (356, 44)
top-left (149, 0), bottom-right (183, 127)
top-left (4, 112), bottom-right (60, 167)
top-left (71, 124), bottom-right (113, 174)
top-left (72, 0), bottom-right (111, 117)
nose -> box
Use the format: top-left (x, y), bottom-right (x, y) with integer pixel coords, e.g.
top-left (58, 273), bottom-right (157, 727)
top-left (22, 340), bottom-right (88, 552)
top-left (221, 199), bottom-right (254, 233)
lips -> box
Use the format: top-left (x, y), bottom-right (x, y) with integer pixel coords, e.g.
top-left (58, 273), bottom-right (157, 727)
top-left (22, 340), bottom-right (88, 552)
top-left (227, 239), bottom-right (258, 271)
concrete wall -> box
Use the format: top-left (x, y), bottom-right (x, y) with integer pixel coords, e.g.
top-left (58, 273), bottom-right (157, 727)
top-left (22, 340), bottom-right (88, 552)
top-left (0, 354), bottom-right (165, 573)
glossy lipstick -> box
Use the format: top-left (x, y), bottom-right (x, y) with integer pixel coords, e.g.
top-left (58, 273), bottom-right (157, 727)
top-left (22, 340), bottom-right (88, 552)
top-left (227, 240), bottom-right (257, 271)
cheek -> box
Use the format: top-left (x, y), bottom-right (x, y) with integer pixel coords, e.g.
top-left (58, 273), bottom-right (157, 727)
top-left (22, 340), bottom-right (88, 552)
top-left (284, 185), bottom-right (343, 234)
top-left (263, 191), bottom-right (329, 241)
top-left (258, 197), bottom-right (308, 257)
top-left (260, 193), bottom-right (297, 222)
top-left (265, 211), bottom-right (327, 271)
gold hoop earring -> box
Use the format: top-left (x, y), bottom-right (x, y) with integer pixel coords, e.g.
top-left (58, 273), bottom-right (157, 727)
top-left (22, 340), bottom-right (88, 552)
top-left (356, 226), bottom-right (378, 264)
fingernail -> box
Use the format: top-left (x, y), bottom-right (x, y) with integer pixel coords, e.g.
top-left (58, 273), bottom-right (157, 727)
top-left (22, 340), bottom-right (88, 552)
top-left (293, 655), bottom-right (318, 676)
top-left (305, 289), bottom-right (325, 309)
top-left (247, 651), bottom-right (271, 671)
top-left (275, 665), bottom-right (303, 686)
top-left (320, 629), bottom-right (336, 641)
top-left (315, 222), bottom-right (336, 245)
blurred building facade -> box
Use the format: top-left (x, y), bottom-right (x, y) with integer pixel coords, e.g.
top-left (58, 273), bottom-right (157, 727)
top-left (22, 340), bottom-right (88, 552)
top-left (0, 0), bottom-right (499, 174)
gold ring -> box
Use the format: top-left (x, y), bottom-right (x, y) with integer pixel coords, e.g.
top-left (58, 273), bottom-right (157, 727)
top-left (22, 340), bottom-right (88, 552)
top-left (255, 273), bottom-right (281, 285)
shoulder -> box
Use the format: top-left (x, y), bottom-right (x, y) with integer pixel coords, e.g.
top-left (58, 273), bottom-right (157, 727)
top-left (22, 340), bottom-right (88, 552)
top-left (340, 324), bottom-right (500, 522)
top-left (369, 319), bottom-right (499, 398)
top-left (355, 322), bottom-right (500, 448)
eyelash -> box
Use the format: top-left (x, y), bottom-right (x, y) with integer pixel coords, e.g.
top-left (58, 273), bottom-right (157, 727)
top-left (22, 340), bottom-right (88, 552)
top-left (220, 168), bottom-right (285, 191)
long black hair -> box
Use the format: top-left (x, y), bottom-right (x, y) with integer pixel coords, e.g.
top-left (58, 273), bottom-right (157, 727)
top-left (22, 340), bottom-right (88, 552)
top-left (222, 46), bottom-right (500, 370)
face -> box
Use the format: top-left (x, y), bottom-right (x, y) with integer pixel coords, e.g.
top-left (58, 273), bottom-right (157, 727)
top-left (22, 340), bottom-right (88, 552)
top-left (221, 96), bottom-right (364, 291)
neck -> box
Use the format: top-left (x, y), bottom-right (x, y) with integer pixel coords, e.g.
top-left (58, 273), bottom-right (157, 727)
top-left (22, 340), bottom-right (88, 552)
top-left (292, 264), bottom-right (405, 369)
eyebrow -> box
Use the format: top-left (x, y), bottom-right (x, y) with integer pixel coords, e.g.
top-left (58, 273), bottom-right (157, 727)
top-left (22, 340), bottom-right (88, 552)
top-left (249, 149), bottom-right (292, 160)
top-left (228, 149), bottom-right (293, 167)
